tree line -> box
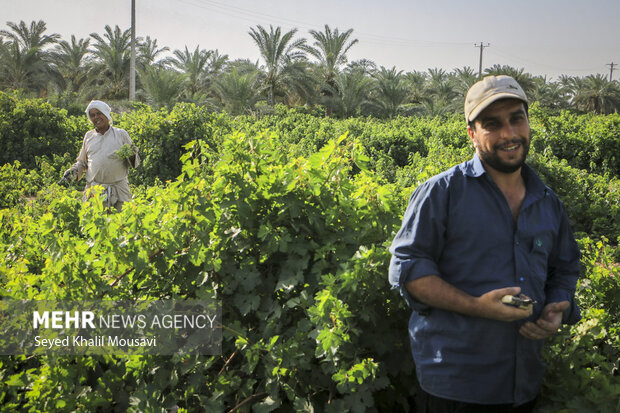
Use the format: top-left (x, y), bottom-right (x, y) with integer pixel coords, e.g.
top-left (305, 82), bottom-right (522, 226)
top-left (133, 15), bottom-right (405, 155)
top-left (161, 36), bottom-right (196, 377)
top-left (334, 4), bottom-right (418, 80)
top-left (1, 19), bottom-right (620, 117)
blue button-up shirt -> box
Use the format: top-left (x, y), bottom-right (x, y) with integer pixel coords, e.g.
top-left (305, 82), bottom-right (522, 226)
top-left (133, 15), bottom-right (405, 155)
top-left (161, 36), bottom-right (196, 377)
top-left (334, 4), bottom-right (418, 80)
top-left (389, 155), bottom-right (580, 406)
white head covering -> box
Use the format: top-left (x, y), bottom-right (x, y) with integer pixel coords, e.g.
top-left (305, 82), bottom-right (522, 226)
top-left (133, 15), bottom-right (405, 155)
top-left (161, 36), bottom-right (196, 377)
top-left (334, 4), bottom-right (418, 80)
top-left (85, 100), bottom-right (113, 125)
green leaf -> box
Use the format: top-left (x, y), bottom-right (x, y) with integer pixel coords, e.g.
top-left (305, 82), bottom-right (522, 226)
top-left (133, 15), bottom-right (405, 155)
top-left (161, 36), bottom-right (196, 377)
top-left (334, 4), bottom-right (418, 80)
top-left (5, 372), bottom-right (26, 386)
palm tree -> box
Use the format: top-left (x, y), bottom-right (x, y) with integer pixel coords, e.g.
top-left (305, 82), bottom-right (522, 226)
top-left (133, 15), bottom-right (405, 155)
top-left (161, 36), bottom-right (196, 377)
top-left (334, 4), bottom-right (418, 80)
top-left (0, 20), bottom-right (58, 94)
top-left (346, 59), bottom-right (377, 76)
top-left (138, 36), bottom-right (171, 69)
top-left (90, 25), bottom-right (134, 100)
top-left (226, 58), bottom-right (260, 75)
top-left (332, 69), bottom-right (374, 117)
top-left (419, 98), bottom-right (452, 117)
top-left (49, 35), bottom-right (93, 95)
top-left (171, 46), bottom-right (212, 99)
top-left (425, 68), bottom-right (459, 112)
top-left (371, 66), bottom-right (408, 118)
top-left (279, 58), bottom-right (316, 107)
top-left (213, 67), bottom-right (261, 115)
top-left (434, 82), bottom-right (460, 112)
top-left (484, 64), bottom-right (536, 97)
top-left (0, 20), bottom-right (59, 51)
top-left (248, 25), bottom-right (308, 106)
top-left (139, 66), bottom-right (185, 109)
top-left (206, 49), bottom-right (229, 78)
top-left (557, 75), bottom-right (578, 94)
top-left (427, 68), bottom-right (449, 87)
top-left (530, 76), bottom-right (571, 110)
top-left (452, 66), bottom-right (478, 99)
top-left (0, 40), bottom-right (48, 91)
top-left (202, 49), bottom-right (230, 100)
top-left (571, 74), bottom-right (620, 114)
top-left (305, 25), bottom-right (357, 75)
top-left (303, 25), bottom-right (358, 114)
top-left (403, 71), bottom-right (427, 104)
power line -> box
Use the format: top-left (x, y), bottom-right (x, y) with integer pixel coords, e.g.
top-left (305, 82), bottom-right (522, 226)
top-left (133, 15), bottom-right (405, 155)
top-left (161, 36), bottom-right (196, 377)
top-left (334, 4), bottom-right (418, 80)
top-left (176, 0), bottom-right (471, 48)
top-left (485, 47), bottom-right (604, 76)
top-left (474, 42), bottom-right (490, 78)
top-left (129, 0), bottom-right (136, 101)
top-left (159, 0), bottom-right (608, 78)
top-left (607, 62), bottom-right (617, 81)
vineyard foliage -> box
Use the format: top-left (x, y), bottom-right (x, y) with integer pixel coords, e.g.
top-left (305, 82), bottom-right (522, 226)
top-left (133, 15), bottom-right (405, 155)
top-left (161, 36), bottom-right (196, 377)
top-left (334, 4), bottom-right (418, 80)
top-left (0, 93), bottom-right (618, 412)
top-left (0, 91), bottom-right (86, 170)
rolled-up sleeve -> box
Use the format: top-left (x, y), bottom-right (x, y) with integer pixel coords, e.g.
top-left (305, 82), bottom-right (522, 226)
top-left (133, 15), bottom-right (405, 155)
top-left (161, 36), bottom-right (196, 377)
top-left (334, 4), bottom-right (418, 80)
top-left (389, 178), bottom-right (448, 312)
top-left (545, 201), bottom-right (581, 324)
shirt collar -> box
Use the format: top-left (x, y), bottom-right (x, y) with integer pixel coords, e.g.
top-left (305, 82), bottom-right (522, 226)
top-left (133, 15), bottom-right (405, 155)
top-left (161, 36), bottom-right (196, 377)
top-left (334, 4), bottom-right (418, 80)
top-left (521, 162), bottom-right (549, 202)
top-left (95, 126), bottom-right (113, 136)
top-left (463, 154), bottom-right (487, 178)
top-left (464, 154), bottom-right (549, 199)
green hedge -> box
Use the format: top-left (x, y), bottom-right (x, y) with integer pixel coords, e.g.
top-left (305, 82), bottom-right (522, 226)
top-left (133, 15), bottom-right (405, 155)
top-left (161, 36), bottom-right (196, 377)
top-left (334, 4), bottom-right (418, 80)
top-left (528, 152), bottom-right (620, 243)
top-left (0, 91), bottom-right (84, 170)
top-left (116, 103), bottom-right (223, 186)
top-left (0, 134), bottom-right (415, 411)
top-left (530, 104), bottom-right (620, 178)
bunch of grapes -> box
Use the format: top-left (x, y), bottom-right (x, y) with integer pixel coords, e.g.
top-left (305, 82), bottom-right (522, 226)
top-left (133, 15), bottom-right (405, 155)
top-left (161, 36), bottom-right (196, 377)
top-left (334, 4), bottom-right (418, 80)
top-left (115, 144), bottom-right (134, 160)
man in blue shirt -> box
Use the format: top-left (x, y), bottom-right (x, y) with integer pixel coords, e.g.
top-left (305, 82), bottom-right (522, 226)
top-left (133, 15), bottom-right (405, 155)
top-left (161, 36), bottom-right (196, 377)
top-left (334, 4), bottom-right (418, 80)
top-left (389, 75), bottom-right (580, 412)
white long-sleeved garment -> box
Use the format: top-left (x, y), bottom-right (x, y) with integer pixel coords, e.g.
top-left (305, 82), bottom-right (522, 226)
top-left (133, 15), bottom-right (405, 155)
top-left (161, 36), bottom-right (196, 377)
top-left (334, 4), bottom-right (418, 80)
top-left (72, 126), bottom-right (140, 206)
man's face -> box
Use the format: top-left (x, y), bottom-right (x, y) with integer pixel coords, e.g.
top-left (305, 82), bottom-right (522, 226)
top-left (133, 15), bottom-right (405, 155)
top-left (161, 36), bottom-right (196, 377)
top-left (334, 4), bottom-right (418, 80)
top-left (467, 99), bottom-right (530, 174)
top-left (88, 108), bottom-right (109, 131)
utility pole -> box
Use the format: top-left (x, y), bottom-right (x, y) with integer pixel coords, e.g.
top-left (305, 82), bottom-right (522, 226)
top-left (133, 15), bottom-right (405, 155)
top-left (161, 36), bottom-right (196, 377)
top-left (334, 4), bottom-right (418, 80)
top-left (607, 62), bottom-right (617, 81)
top-left (475, 42), bottom-right (490, 78)
top-left (129, 0), bottom-right (136, 100)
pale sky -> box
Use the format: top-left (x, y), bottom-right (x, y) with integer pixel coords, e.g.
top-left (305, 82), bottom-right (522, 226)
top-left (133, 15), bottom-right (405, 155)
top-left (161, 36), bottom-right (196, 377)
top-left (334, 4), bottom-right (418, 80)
top-left (2, 0), bottom-right (619, 80)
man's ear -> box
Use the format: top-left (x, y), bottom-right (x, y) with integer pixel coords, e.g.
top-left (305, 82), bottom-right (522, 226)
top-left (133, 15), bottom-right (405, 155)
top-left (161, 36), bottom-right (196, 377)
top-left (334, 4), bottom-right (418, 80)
top-left (467, 124), bottom-right (477, 147)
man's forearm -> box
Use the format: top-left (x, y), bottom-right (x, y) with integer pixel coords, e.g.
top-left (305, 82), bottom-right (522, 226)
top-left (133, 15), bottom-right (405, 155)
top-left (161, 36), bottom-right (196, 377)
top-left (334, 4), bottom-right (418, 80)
top-left (405, 275), bottom-right (532, 322)
top-left (405, 275), bottom-right (480, 315)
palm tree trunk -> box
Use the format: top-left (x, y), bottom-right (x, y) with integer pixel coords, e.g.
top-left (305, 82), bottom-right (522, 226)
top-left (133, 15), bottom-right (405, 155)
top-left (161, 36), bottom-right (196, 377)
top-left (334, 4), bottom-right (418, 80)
top-left (268, 84), bottom-right (275, 107)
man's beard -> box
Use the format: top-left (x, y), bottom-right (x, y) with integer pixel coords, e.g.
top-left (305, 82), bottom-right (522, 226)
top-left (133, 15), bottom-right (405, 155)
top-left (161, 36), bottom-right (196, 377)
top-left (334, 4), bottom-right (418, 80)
top-left (478, 137), bottom-right (530, 173)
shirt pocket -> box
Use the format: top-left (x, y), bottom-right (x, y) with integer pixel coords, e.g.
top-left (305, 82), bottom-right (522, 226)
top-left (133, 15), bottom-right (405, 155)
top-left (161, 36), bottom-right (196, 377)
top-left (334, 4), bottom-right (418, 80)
top-left (528, 232), bottom-right (553, 284)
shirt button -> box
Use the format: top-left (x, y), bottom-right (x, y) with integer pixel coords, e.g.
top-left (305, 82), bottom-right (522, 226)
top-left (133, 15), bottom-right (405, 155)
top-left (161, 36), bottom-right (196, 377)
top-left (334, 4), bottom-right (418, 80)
top-left (515, 240), bottom-right (520, 246)
top-left (519, 277), bottom-right (525, 282)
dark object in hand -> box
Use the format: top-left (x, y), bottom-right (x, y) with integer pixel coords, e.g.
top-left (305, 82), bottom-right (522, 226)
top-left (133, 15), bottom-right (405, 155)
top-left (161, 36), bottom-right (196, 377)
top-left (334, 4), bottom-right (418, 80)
top-left (501, 294), bottom-right (536, 310)
top-left (58, 169), bottom-right (74, 185)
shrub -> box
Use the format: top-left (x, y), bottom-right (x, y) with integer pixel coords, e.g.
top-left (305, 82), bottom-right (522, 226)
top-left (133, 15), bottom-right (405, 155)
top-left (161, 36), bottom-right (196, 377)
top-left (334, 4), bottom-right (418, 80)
top-left (0, 91), bottom-right (82, 169)
top-left (528, 152), bottom-right (620, 242)
top-left (538, 238), bottom-right (620, 413)
top-left (116, 103), bottom-right (222, 186)
top-left (530, 104), bottom-right (620, 178)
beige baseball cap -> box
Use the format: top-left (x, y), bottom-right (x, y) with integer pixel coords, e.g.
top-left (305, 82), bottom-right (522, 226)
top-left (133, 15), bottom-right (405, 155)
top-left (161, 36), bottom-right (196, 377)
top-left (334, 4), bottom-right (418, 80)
top-left (464, 75), bottom-right (528, 123)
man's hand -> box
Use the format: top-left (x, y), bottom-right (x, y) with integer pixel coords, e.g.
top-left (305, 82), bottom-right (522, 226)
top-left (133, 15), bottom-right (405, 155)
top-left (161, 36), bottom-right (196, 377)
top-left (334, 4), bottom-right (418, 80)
top-left (405, 276), bottom-right (532, 322)
top-left (519, 301), bottom-right (569, 340)
top-left (476, 287), bottom-right (533, 322)
top-left (62, 169), bottom-right (76, 181)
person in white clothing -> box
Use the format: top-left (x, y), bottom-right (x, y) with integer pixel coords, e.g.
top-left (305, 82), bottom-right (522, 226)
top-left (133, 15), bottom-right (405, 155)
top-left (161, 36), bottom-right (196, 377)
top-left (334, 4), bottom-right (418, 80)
top-left (63, 100), bottom-right (140, 211)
